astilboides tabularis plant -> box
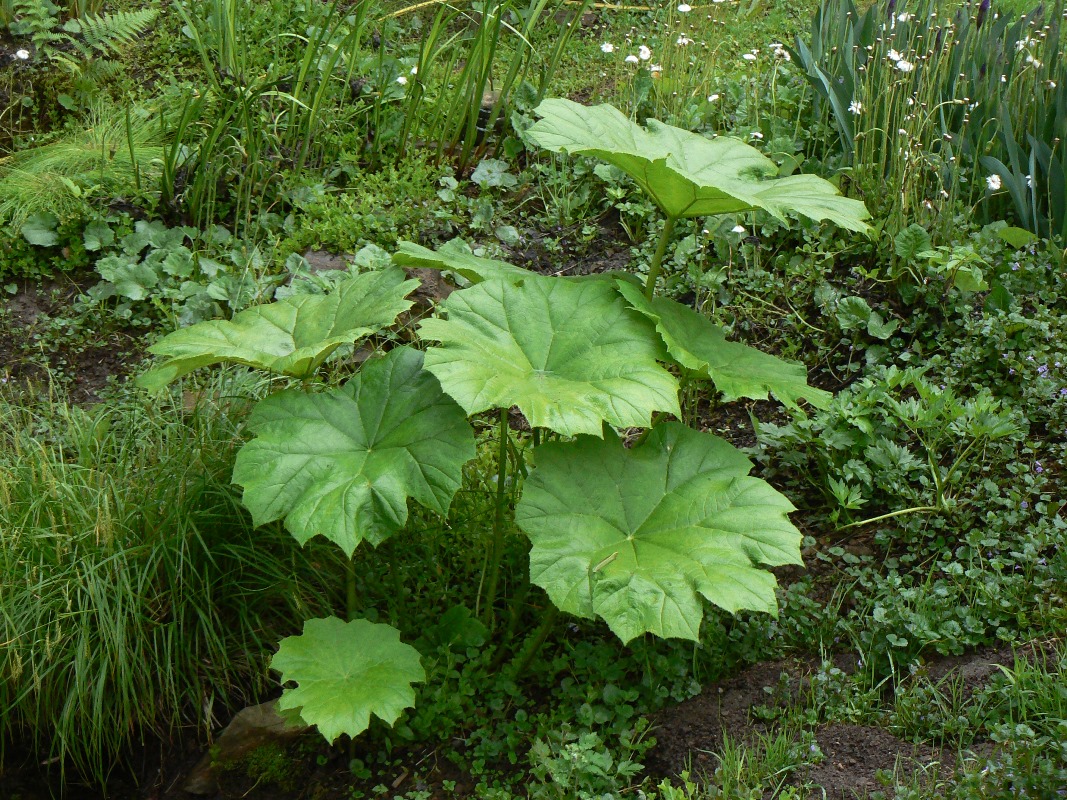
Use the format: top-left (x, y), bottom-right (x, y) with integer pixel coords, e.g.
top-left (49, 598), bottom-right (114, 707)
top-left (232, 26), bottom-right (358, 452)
top-left (138, 99), bottom-right (869, 746)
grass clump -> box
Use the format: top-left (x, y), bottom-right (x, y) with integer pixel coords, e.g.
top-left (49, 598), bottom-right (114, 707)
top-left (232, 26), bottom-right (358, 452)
top-left (0, 379), bottom-right (342, 781)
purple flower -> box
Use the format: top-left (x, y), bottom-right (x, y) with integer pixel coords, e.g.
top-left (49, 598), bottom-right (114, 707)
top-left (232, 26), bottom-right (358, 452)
top-left (1021, 501), bottom-right (1029, 509)
top-left (1034, 462), bottom-right (1044, 473)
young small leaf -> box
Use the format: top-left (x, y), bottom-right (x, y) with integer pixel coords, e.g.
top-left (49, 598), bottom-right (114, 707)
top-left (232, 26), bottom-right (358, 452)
top-left (272, 617), bottom-right (424, 743)
top-left (234, 347), bottom-right (476, 556)
top-left (420, 274), bottom-right (680, 437)
top-left (516, 423), bottom-right (803, 643)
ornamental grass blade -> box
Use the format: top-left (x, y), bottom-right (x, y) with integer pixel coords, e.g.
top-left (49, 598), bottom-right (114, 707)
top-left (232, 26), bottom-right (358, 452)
top-left (272, 616), bottom-right (424, 743)
top-left (393, 239), bottom-right (535, 284)
top-left (515, 423), bottom-right (803, 643)
top-left (616, 282), bottom-right (831, 409)
top-left (233, 347), bottom-right (475, 556)
top-left (138, 268), bottom-right (419, 390)
top-left (419, 274), bottom-right (680, 437)
top-left (528, 98), bottom-right (869, 232)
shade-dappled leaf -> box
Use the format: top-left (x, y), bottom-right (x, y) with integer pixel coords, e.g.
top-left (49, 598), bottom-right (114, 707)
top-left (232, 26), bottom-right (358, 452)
top-left (516, 423), bottom-right (803, 643)
top-left (420, 274), bottom-right (679, 437)
top-left (616, 282), bottom-right (830, 409)
top-left (528, 99), bottom-right (869, 232)
top-left (393, 240), bottom-right (535, 284)
top-left (138, 268), bottom-right (417, 390)
top-left (21, 212), bottom-right (60, 247)
top-left (233, 347), bottom-right (475, 556)
top-left (272, 616), bottom-right (424, 743)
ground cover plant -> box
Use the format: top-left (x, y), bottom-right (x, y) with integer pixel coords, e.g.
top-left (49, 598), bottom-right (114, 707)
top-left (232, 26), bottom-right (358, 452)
top-left (0, 0), bottom-right (1065, 797)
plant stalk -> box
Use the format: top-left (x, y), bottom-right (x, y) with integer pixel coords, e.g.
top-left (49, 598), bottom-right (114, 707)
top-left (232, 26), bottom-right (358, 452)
top-left (643, 215), bottom-right (677, 298)
top-left (509, 605), bottom-right (559, 681)
top-left (483, 407), bottom-right (510, 626)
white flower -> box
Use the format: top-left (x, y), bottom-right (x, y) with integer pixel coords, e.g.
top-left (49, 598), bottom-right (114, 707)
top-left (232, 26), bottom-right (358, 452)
top-left (396, 75), bottom-right (408, 85)
top-left (625, 54), bottom-right (639, 63)
top-left (600, 42), bottom-right (615, 53)
top-left (410, 65), bottom-right (418, 75)
top-left (895, 59), bottom-right (914, 72)
top-left (1026, 54), bottom-right (1042, 67)
top-left (897, 12), bottom-right (912, 21)
top-left (677, 3), bottom-right (691, 11)
top-left (731, 224), bottom-right (746, 233)
top-left (14, 49), bottom-right (30, 60)
top-left (1026, 174), bottom-right (1033, 188)
top-left (750, 131), bottom-right (763, 139)
top-left (650, 64), bottom-right (663, 74)
top-left (707, 93), bottom-right (720, 102)
top-left (887, 48), bottom-right (902, 61)
top-left (849, 100), bottom-right (863, 114)
top-left (986, 174), bottom-right (1002, 191)
top-left (676, 35), bottom-right (693, 45)
top-left (1016, 36), bottom-right (1034, 51)
top-left (638, 44), bottom-right (651, 60)
top-left (742, 52), bottom-right (757, 61)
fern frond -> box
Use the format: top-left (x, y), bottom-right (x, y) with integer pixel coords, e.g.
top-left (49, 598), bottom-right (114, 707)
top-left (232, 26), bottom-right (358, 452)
top-left (78, 8), bottom-right (159, 55)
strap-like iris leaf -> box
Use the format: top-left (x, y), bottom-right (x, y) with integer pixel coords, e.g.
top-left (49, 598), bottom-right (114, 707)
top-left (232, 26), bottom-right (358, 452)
top-left (616, 282), bottom-right (831, 409)
top-left (419, 274), bottom-right (680, 437)
top-left (272, 616), bottom-right (424, 743)
top-left (528, 99), bottom-right (870, 232)
top-left (516, 423), bottom-right (803, 643)
top-left (233, 347), bottom-right (475, 556)
top-left (138, 268), bottom-right (418, 390)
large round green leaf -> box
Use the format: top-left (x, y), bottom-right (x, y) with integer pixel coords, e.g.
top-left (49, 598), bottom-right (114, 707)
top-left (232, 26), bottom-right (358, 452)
top-left (528, 99), bottom-right (870, 232)
top-left (516, 423), bottom-right (803, 643)
top-left (233, 346), bottom-right (475, 556)
top-left (615, 282), bottom-right (831, 409)
top-left (419, 274), bottom-right (680, 437)
top-left (392, 239), bottom-right (536, 284)
top-left (138, 268), bottom-right (419, 390)
top-left (272, 616), bottom-right (424, 743)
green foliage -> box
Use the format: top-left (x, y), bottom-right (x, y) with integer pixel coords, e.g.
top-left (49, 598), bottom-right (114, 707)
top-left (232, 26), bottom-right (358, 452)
top-left (420, 272), bottom-right (681, 437)
top-left (0, 386), bottom-right (341, 780)
top-left (616, 281), bottom-right (831, 409)
top-left (138, 268), bottom-right (417, 390)
top-left (271, 617), bottom-right (425, 743)
top-left (528, 98), bottom-right (870, 231)
top-left (516, 423), bottom-right (802, 642)
top-left (0, 104), bottom-right (164, 227)
top-left (233, 347), bottom-right (476, 557)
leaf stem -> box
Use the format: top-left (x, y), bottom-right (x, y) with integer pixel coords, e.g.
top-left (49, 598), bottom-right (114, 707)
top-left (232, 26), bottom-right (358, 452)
top-left (484, 407), bottom-right (510, 626)
top-left (509, 605), bottom-right (559, 681)
top-left (345, 559), bottom-right (358, 621)
top-left (837, 505), bottom-right (940, 530)
top-left (643, 215), bottom-right (677, 299)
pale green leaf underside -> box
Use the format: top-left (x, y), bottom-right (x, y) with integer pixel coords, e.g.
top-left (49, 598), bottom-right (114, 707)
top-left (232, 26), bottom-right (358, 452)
top-left (272, 616), bottom-right (424, 743)
top-left (516, 423), bottom-right (803, 643)
top-left (138, 268), bottom-right (418, 390)
top-left (528, 99), bottom-right (869, 232)
top-left (616, 282), bottom-right (831, 410)
top-left (393, 239), bottom-right (535, 284)
top-left (420, 274), bottom-right (680, 437)
top-left (233, 347), bottom-right (475, 556)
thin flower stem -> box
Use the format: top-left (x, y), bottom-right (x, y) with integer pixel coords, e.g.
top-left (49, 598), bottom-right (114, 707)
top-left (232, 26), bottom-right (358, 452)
top-left (837, 505), bottom-right (940, 530)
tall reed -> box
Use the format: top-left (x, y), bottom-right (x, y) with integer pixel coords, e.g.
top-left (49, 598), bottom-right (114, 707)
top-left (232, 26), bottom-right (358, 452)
top-left (792, 0), bottom-right (1066, 239)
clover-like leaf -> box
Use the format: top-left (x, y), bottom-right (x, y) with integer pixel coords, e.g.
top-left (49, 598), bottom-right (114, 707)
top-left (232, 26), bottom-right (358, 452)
top-left (419, 274), bottom-right (680, 437)
top-left (528, 99), bottom-right (869, 232)
top-left (272, 616), bottom-right (424, 743)
top-left (137, 268), bottom-right (418, 390)
top-left (233, 347), bottom-right (475, 556)
top-left (392, 239), bottom-right (535, 284)
top-left (516, 423), bottom-right (803, 643)
top-left (616, 282), bottom-right (831, 409)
